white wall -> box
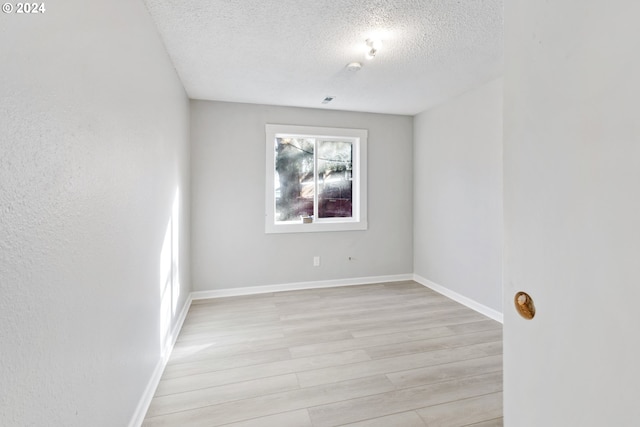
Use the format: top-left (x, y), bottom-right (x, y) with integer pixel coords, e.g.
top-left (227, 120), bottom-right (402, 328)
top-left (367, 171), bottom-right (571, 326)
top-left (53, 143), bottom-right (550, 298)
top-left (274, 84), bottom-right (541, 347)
top-left (413, 78), bottom-right (503, 314)
top-left (0, 1), bottom-right (190, 426)
top-left (504, 1), bottom-right (640, 425)
top-left (190, 101), bottom-right (413, 291)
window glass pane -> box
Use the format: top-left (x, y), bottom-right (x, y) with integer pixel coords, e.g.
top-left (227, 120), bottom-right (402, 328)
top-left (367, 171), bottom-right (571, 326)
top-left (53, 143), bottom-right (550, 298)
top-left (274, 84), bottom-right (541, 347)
top-left (275, 137), bottom-right (314, 221)
top-left (317, 140), bottom-right (353, 218)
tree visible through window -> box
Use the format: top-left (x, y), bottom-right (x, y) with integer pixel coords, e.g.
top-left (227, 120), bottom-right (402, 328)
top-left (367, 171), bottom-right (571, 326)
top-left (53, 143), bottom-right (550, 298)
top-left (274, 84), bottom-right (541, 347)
top-left (275, 138), bottom-right (353, 221)
top-left (265, 124), bottom-right (367, 234)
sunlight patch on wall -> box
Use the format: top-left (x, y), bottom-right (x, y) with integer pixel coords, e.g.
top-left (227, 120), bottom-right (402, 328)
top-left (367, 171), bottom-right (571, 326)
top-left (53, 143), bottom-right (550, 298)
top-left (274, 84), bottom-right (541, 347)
top-left (159, 188), bottom-right (181, 358)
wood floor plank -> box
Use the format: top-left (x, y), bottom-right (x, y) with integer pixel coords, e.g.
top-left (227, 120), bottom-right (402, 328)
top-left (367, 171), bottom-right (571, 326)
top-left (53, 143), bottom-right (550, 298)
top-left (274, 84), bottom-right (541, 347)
top-left (275, 292), bottom-right (449, 320)
top-left (289, 325), bottom-right (454, 358)
top-left (478, 340), bottom-right (503, 356)
top-left (350, 312), bottom-right (488, 338)
top-left (143, 375), bottom-right (396, 427)
top-left (168, 329), bottom-right (353, 365)
top-left (217, 409), bottom-right (313, 427)
top-left (338, 411), bottom-right (427, 426)
top-left (296, 341), bottom-right (499, 388)
top-left (278, 292), bottom-right (451, 322)
top-left (173, 330), bottom-right (286, 348)
top-left (307, 371), bottom-right (503, 427)
top-left (416, 392), bottom-right (503, 427)
top-left (155, 349), bottom-right (371, 396)
top-left (385, 354), bottom-right (502, 388)
top-left (288, 318), bottom-right (500, 359)
top-left (464, 418), bottom-right (504, 426)
top-left (446, 319), bottom-right (502, 334)
top-left (279, 306), bottom-right (475, 340)
top-left (283, 309), bottom-right (471, 339)
top-left (177, 315), bottom-right (283, 342)
top-left (146, 373), bottom-right (299, 417)
top-left (160, 348), bottom-right (292, 380)
top-left (364, 329), bottom-right (502, 360)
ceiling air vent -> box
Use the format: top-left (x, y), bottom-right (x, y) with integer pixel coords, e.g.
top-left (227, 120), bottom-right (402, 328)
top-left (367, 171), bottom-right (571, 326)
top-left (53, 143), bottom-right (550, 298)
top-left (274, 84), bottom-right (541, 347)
top-left (322, 96), bottom-right (335, 104)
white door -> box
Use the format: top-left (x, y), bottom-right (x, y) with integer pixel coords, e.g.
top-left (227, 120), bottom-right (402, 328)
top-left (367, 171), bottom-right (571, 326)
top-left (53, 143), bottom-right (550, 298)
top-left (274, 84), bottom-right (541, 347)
top-left (504, 1), bottom-right (640, 425)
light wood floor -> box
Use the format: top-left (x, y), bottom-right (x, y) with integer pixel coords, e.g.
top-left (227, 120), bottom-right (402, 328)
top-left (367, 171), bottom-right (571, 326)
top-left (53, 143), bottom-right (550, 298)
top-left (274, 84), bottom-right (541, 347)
top-left (143, 281), bottom-right (503, 427)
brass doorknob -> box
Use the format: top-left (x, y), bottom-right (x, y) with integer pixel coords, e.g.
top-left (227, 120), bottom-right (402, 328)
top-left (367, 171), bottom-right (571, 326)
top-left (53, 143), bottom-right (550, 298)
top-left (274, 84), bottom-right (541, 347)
top-left (514, 291), bottom-right (535, 319)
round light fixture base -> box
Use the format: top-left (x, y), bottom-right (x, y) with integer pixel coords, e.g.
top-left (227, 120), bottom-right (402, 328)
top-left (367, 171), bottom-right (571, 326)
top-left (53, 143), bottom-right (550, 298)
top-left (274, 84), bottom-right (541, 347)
top-left (346, 62), bottom-right (362, 71)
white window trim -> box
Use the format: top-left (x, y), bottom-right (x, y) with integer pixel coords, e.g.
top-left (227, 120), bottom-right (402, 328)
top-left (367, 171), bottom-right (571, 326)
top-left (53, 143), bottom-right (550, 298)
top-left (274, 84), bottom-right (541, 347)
top-left (265, 124), bottom-right (368, 234)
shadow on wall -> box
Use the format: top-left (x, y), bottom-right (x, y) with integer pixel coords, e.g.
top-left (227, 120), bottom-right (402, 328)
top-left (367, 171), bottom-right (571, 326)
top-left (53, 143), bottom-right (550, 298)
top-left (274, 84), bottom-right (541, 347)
top-left (159, 188), bottom-right (181, 360)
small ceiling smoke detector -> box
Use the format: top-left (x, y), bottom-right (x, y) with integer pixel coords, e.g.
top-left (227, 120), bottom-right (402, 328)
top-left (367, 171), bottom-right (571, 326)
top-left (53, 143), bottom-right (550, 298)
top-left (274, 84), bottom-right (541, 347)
top-left (322, 96), bottom-right (335, 104)
top-left (346, 62), bottom-right (362, 71)
top-left (365, 39), bottom-right (382, 60)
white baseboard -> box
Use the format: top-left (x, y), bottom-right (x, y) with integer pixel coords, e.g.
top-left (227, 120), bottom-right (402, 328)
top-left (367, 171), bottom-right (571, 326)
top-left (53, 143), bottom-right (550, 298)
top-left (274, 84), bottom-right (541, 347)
top-left (413, 274), bottom-right (503, 323)
top-left (128, 293), bottom-right (193, 427)
top-left (190, 274), bottom-right (414, 300)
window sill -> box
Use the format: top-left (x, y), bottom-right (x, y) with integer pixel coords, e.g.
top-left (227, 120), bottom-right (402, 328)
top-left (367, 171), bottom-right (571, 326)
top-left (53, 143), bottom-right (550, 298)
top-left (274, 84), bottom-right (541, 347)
top-left (265, 219), bottom-right (368, 234)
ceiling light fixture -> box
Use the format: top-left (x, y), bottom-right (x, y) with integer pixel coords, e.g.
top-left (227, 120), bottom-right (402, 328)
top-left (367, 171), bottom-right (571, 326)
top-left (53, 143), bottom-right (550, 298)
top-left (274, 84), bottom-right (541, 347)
top-left (346, 62), bottom-right (362, 71)
top-left (365, 39), bottom-right (381, 60)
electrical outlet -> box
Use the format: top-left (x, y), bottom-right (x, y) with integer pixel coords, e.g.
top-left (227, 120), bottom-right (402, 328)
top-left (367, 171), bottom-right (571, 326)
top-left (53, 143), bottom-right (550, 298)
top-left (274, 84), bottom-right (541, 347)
top-left (313, 256), bottom-right (320, 267)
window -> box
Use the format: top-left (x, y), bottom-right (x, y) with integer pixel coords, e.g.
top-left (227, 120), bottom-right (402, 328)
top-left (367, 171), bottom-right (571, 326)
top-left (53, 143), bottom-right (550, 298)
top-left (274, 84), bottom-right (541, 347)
top-left (265, 124), bottom-right (367, 233)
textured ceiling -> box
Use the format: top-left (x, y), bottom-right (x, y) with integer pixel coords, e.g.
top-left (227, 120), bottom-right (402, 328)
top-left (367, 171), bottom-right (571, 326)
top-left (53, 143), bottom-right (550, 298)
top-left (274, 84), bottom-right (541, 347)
top-left (144, 0), bottom-right (503, 115)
